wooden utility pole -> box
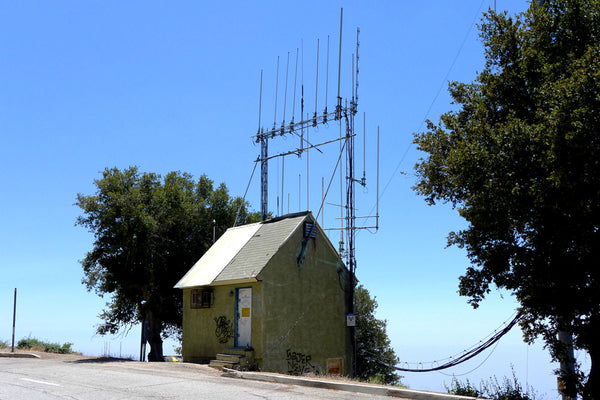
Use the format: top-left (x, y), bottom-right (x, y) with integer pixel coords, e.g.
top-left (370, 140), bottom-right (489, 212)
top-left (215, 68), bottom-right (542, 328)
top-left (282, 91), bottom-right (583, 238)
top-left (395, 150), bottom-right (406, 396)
top-left (11, 288), bottom-right (17, 352)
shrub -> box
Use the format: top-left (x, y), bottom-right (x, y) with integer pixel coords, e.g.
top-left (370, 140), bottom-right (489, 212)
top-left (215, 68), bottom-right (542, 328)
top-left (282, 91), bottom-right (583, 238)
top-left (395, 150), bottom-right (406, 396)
top-left (17, 337), bottom-right (45, 350)
top-left (44, 342), bottom-right (74, 354)
top-left (17, 337), bottom-right (75, 354)
top-left (0, 340), bottom-right (8, 349)
top-left (447, 367), bottom-right (536, 400)
top-left (446, 378), bottom-right (481, 398)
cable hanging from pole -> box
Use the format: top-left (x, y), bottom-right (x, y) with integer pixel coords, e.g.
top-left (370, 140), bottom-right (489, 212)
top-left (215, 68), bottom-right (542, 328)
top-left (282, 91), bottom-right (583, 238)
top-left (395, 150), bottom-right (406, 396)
top-left (365, 311), bottom-right (522, 373)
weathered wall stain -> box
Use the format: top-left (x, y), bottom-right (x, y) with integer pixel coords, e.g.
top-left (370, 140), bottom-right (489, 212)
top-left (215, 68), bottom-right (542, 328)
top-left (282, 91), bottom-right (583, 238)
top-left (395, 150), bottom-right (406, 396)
top-left (286, 349), bottom-right (321, 375)
top-left (214, 315), bottom-right (234, 343)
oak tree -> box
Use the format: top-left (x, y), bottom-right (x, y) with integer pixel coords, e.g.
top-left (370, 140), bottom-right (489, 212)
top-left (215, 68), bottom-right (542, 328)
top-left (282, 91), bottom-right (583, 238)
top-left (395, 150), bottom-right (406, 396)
top-left (413, 2), bottom-right (600, 398)
top-left (76, 167), bottom-right (258, 360)
top-left (355, 285), bottom-right (401, 385)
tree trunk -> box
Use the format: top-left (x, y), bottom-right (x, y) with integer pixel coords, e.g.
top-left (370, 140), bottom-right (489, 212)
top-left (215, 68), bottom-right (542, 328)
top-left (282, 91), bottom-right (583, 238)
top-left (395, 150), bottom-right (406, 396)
top-left (584, 345), bottom-right (599, 400)
top-left (145, 309), bottom-right (164, 362)
top-left (583, 316), bottom-right (600, 400)
top-left (558, 330), bottom-right (577, 399)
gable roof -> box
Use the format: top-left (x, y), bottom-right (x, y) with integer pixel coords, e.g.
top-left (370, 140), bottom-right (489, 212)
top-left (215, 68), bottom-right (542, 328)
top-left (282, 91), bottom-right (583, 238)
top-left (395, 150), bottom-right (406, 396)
top-left (174, 211), bottom-right (320, 288)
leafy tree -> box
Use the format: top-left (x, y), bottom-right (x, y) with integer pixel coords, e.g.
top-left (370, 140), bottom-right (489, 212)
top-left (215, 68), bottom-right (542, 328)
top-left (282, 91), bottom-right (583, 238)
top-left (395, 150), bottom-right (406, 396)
top-left (76, 167), bottom-right (259, 361)
top-left (355, 285), bottom-right (401, 385)
top-left (413, 1), bottom-right (600, 398)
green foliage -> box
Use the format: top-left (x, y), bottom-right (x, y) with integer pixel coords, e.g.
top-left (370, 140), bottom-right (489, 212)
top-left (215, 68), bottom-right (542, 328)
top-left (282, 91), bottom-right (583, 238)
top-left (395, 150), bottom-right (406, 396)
top-left (413, 1), bottom-right (600, 398)
top-left (76, 167), bottom-right (259, 360)
top-left (17, 337), bottom-right (45, 349)
top-left (446, 378), bottom-right (481, 398)
top-left (447, 369), bottom-right (536, 400)
top-left (0, 340), bottom-right (7, 349)
top-left (17, 337), bottom-right (75, 354)
top-left (355, 285), bottom-right (402, 385)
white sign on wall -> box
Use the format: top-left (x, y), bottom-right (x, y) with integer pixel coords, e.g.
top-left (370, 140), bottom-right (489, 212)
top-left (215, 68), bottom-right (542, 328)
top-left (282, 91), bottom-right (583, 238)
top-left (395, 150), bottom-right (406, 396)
top-left (346, 313), bottom-right (356, 327)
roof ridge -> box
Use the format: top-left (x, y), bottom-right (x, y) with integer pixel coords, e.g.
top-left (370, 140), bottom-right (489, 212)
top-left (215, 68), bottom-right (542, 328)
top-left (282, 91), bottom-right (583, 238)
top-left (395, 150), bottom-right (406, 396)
top-left (263, 210), bottom-right (311, 224)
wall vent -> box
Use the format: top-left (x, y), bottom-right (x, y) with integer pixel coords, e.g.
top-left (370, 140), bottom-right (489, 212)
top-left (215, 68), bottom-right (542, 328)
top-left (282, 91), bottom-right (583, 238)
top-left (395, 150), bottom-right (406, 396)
top-left (304, 222), bottom-right (317, 238)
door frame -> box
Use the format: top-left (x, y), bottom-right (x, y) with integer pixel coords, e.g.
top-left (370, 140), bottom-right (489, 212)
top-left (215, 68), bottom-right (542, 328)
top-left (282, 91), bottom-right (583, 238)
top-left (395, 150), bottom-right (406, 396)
top-left (234, 286), bottom-right (252, 348)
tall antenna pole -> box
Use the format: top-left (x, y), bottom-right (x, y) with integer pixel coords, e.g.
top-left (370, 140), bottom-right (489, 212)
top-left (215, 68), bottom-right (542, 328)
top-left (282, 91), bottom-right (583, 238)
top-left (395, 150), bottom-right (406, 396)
top-left (321, 176), bottom-right (325, 227)
top-left (363, 112), bottom-right (366, 183)
top-left (355, 28), bottom-right (360, 107)
top-left (281, 156), bottom-right (285, 216)
top-left (292, 48), bottom-right (299, 125)
top-left (298, 173), bottom-right (301, 211)
top-left (376, 126), bottom-right (380, 230)
top-left (257, 70), bottom-right (263, 133)
top-left (283, 52), bottom-right (290, 130)
top-left (324, 35), bottom-right (330, 121)
top-left (273, 56), bottom-right (280, 130)
top-left (336, 8), bottom-right (344, 119)
top-left (301, 40), bottom-right (305, 152)
top-left (314, 38), bottom-right (320, 126)
top-left (307, 114), bottom-right (310, 211)
top-left (250, 10), bottom-right (377, 378)
top-left (259, 70), bottom-right (268, 221)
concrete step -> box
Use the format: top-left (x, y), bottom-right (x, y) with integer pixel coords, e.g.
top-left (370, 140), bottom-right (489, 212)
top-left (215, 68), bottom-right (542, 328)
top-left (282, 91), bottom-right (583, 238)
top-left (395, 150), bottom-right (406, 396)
top-left (224, 347), bottom-right (254, 356)
top-left (216, 353), bottom-right (245, 363)
top-left (209, 359), bottom-right (239, 369)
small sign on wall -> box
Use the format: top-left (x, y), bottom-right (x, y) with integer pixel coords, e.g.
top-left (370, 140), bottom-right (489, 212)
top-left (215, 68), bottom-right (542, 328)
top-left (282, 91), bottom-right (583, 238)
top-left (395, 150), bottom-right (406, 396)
top-left (327, 358), bottom-right (343, 375)
top-left (346, 313), bottom-right (356, 327)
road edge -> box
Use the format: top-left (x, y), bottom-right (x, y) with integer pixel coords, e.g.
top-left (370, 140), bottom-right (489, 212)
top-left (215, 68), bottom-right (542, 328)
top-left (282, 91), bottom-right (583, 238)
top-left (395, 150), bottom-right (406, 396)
top-left (221, 368), bottom-right (485, 400)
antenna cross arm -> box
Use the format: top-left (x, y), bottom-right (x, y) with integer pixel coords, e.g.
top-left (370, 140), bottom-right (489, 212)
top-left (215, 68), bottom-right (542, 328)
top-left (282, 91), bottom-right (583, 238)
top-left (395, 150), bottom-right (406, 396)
top-left (255, 134), bottom-right (355, 163)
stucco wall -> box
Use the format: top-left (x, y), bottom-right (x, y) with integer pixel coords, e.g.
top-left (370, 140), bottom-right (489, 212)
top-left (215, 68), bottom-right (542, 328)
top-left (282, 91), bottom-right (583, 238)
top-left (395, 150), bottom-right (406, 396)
top-left (259, 222), bottom-right (352, 375)
top-left (182, 283), bottom-right (263, 363)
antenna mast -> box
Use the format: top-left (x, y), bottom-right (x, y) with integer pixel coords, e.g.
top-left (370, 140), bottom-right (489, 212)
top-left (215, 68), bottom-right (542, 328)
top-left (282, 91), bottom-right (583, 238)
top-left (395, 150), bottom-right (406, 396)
top-left (251, 9), bottom-right (379, 377)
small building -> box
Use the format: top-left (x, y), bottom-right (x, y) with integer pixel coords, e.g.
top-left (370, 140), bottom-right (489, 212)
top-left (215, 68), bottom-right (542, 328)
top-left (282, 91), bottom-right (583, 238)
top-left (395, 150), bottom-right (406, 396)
top-left (174, 211), bottom-right (352, 375)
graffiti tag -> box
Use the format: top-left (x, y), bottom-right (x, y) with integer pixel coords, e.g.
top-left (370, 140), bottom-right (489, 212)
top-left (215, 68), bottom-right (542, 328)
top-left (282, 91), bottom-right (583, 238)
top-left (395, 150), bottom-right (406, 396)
top-left (286, 349), bottom-right (321, 375)
top-left (214, 315), bottom-right (234, 344)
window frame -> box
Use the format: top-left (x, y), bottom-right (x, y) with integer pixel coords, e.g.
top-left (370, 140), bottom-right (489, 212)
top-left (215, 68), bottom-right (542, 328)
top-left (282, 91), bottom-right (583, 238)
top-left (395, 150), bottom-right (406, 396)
top-left (190, 287), bottom-right (214, 309)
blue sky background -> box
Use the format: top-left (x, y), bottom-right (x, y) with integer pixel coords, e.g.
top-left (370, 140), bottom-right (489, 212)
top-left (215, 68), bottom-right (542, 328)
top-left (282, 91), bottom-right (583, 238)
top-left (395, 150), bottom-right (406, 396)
top-left (0, 1), bottom-right (590, 398)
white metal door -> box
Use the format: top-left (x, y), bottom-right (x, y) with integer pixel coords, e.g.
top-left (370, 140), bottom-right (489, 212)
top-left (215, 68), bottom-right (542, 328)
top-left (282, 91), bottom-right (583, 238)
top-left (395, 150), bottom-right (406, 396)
top-left (236, 288), bottom-right (252, 347)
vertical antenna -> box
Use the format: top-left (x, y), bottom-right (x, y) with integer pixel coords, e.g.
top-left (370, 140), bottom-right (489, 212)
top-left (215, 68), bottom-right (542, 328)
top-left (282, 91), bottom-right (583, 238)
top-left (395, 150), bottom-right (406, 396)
top-left (298, 173), bottom-right (302, 211)
top-left (259, 70), bottom-right (269, 222)
top-left (362, 112), bottom-right (366, 183)
top-left (338, 119), bottom-right (344, 250)
top-left (321, 176), bottom-right (325, 227)
top-left (337, 7), bottom-right (344, 247)
top-left (276, 157), bottom-right (280, 216)
top-left (324, 35), bottom-right (330, 121)
top-left (258, 70), bottom-right (263, 134)
top-left (273, 56), bottom-right (280, 129)
top-left (351, 53), bottom-right (355, 105)
top-left (306, 112), bottom-right (310, 211)
top-left (355, 27), bottom-right (360, 108)
top-left (314, 38), bottom-right (320, 126)
top-left (281, 156), bottom-right (285, 216)
top-left (292, 48), bottom-right (299, 125)
top-left (283, 52), bottom-right (290, 130)
top-left (301, 40), bottom-right (305, 151)
top-left (376, 126), bottom-right (380, 230)
top-left (336, 8), bottom-right (343, 119)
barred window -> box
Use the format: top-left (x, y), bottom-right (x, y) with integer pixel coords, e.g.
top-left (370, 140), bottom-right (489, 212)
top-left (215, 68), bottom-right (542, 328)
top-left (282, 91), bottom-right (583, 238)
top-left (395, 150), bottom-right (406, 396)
top-left (191, 288), bottom-right (213, 309)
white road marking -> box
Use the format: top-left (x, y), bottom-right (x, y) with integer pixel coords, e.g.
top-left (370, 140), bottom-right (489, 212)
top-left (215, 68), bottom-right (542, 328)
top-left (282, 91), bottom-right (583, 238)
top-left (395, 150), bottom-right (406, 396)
top-left (20, 378), bottom-right (61, 387)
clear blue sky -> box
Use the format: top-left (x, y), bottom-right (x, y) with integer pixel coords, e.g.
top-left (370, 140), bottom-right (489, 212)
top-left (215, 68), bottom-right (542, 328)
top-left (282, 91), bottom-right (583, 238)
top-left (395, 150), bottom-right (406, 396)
top-left (0, 1), bottom-right (588, 398)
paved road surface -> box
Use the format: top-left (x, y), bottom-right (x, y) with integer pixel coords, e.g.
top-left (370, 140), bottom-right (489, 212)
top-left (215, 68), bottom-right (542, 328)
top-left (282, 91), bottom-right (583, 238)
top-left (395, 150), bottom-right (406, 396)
top-left (0, 356), bottom-right (392, 399)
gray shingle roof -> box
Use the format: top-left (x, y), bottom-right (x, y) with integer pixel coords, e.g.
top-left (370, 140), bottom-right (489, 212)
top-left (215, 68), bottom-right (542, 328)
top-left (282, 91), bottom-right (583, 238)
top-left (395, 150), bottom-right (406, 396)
top-left (174, 212), bottom-right (310, 288)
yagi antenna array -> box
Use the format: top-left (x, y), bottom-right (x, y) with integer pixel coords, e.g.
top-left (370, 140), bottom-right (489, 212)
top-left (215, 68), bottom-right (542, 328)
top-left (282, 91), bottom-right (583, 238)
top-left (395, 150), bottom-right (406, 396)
top-left (249, 8), bottom-right (380, 378)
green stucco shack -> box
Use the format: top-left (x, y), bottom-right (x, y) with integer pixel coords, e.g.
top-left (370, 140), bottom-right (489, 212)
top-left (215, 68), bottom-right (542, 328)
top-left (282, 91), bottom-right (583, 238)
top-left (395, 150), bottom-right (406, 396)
top-left (174, 211), bottom-right (352, 375)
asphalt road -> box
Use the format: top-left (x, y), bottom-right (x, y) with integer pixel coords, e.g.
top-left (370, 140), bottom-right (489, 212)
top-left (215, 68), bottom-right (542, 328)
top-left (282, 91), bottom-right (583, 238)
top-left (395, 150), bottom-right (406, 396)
top-left (0, 356), bottom-right (393, 400)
